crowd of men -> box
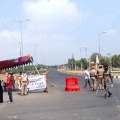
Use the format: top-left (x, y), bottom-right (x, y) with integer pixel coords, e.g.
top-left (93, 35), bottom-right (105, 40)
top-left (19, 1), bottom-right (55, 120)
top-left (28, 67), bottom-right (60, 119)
top-left (84, 65), bottom-right (113, 99)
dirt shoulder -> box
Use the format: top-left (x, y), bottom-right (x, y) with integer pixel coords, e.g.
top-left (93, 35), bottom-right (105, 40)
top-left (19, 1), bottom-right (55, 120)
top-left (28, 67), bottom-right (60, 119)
top-left (57, 69), bottom-right (84, 74)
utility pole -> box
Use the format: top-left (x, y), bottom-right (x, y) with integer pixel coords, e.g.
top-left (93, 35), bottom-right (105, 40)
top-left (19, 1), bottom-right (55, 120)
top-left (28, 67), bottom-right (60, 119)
top-left (98, 31), bottom-right (107, 64)
top-left (82, 46), bottom-right (87, 59)
top-left (80, 46), bottom-right (87, 70)
top-left (12, 19), bottom-right (30, 56)
top-left (32, 44), bottom-right (40, 64)
top-left (12, 19), bottom-right (30, 71)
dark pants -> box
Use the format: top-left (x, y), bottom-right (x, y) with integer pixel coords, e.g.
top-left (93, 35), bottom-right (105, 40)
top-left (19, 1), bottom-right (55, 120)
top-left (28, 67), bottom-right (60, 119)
top-left (7, 88), bottom-right (13, 102)
top-left (104, 80), bottom-right (110, 92)
top-left (84, 79), bottom-right (91, 88)
top-left (0, 88), bottom-right (3, 103)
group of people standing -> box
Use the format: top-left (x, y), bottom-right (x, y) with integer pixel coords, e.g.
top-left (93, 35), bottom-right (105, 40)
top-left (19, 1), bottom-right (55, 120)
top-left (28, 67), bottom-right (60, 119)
top-left (0, 71), bottom-right (29, 103)
top-left (84, 65), bottom-right (113, 99)
top-left (0, 72), bottom-right (14, 103)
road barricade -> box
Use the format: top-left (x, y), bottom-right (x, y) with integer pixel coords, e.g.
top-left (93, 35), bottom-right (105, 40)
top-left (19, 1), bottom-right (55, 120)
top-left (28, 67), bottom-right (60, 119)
top-left (65, 77), bottom-right (80, 91)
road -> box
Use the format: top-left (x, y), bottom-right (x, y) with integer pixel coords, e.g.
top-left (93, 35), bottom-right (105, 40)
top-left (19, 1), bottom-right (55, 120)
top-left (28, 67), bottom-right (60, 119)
top-left (0, 69), bottom-right (120, 120)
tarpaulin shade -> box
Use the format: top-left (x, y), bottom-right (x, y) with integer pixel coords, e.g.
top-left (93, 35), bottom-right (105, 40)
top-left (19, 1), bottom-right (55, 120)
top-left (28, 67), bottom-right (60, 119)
top-left (0, 55), bottom-right (33, 70)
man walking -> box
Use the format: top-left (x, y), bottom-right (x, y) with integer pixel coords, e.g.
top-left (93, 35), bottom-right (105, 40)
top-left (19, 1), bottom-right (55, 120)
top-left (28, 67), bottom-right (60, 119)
top-left (103, 65), bottom-right (113, 99)
top-left (84, 67), bottom-right (92, 89)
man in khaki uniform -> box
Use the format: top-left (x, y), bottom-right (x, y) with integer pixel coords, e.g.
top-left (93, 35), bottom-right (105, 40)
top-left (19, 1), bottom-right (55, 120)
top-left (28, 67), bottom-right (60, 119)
top-left (21, 71), bottom-right (29, 95)
top-left (103, 65), bottom-right (113, 98)
top-left (97, 66), bottom-right (104, 90)
top-left (90, 67), bottom-right (97, 91)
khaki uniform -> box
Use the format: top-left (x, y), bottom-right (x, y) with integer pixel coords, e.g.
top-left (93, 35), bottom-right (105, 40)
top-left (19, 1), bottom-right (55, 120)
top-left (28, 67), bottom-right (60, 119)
top-left (90, 68), bottom-right (97, 91)
top-left (21, 74), bottom-right (28, 95)
top-left (103, 70), bottom-right (111, 89)
top-left (16, 75), bottom-right (22, 90)
top-left (97, 68), bottom-right (104, 90)
top-left (103, 70), bottom-right (113, 98)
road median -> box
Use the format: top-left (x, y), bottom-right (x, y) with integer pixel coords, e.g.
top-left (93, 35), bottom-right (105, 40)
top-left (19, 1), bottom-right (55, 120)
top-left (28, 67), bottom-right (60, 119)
top-left (57, 69), bottom-right (84, 74)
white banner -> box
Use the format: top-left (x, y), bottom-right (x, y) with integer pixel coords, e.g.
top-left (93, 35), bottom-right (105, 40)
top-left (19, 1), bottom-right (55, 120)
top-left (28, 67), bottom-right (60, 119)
top-left (27, 75), bottom-right (47, 91)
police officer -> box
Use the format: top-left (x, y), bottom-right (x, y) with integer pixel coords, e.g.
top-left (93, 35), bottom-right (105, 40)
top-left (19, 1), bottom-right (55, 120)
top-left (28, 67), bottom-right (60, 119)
top-left (21, 71), bottom-right (29, 95)
top-left (97, 66), bottom-right (104, 90)
top-left (90, 67), bottom-right (97, 91)
top-left (103, 65), bottom-right (113, 99)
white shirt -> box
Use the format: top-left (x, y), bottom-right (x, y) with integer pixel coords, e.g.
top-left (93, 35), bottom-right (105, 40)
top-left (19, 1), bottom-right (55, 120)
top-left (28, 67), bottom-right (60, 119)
top-left (84, 70), bottom-right (90, 79)
top-left (21, 73), bottom-right (28, 82)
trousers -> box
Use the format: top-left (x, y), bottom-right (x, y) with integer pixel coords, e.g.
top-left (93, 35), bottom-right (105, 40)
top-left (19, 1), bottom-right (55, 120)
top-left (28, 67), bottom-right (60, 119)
top-left (7, 88), bottom-right (13, 102)
top-left (21, 81), bottom-right (28, 94)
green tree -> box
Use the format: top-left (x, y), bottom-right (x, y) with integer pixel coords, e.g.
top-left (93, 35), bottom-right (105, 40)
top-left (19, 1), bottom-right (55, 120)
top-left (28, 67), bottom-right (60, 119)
top-left (90, 52), bottom-right (100, 63)
top-left (112, 55), bottom-right (118, 68)
top-left (68, 58), bottom-right (76, 70)
top-left (75, 60), bottom-right (81, 69)
top-left (117, 54), bottom-right (120, 67)
top-left (68, 58), bottom-right (72, 70)
top-left (101, 56), bottom-right (110, 66)
top-left (80, 58), bottom-right (88, 69)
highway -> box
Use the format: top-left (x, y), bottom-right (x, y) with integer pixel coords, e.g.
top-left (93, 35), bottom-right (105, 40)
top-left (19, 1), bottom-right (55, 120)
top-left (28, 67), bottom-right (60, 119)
top-left (0, 69), bottom-right (120, 120)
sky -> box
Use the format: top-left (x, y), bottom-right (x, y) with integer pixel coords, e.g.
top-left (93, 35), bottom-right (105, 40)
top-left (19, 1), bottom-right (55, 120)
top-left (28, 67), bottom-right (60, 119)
top-left (0, 0), bottom-right (120, 65)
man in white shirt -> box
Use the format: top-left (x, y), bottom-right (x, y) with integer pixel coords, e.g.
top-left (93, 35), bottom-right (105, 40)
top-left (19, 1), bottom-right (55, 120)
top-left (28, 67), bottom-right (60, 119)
top-left (84, 67), bottom-right (92, 88)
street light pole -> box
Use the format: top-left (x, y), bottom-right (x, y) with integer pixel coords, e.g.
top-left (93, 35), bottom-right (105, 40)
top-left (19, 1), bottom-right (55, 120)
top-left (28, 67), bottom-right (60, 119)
top-left (80, 47), bottom-right (82, 70)
top-left (98, 31), bottom-right (107, 64)
top-left (32, 44), bottom-right (40, 64)
top-left (19, 19), bottom-right (30, 56)
top-left (19, 42), bottom-right (21, 56)
top-left (20, 21), bottom-right (23, 56)
top-left (12, 19), bottom-right (30, 71)
top-left (12, 19), bottom-right (30, 56)
top-left (80, 46), bottom-right (87, 70)
top-left (82, 46), bottom-right (87, 59)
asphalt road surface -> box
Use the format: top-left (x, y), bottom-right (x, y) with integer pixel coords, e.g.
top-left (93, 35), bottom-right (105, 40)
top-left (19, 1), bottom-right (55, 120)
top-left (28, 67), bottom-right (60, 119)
top-left (0, 69), bottom-right (120, 120)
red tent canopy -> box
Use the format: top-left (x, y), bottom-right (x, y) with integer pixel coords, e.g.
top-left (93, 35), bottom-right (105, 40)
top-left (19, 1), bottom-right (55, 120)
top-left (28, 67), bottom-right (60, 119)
top-left (0, 55), bottom-right (33, 70)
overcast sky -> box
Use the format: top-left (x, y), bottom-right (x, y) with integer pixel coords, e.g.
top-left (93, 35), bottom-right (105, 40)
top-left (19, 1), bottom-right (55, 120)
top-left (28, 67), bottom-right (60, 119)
top-left (0, 0), bottom-right (120, 65)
